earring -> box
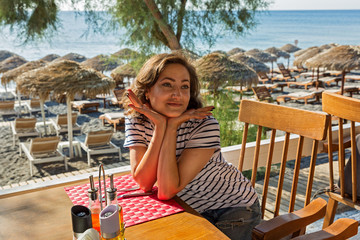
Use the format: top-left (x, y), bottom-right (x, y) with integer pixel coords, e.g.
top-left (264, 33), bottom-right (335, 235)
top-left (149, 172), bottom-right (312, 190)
top-left (145, 95), bottom-right (149, 101)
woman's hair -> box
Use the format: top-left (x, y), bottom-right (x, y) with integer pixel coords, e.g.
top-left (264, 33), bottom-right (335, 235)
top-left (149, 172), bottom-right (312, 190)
top-left (121, 52), bottom-right (203, 117)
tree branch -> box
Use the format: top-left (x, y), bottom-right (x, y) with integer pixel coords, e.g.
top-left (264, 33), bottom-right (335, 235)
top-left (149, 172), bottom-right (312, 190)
top-left (143, 0), bottom-right (181, 50)
top-left (176, 0), bottom-right (187, 42)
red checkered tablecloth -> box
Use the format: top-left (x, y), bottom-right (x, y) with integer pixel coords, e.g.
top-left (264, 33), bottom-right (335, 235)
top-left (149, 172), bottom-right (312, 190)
top-left (64, 174), bottom-right (184, 227)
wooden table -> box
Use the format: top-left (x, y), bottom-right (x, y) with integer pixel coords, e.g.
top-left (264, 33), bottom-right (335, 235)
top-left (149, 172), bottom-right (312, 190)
top-left (0, 172), bottom-right (229, 240)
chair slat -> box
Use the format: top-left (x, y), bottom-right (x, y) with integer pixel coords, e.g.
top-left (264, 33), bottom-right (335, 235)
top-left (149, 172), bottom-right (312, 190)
top-left (251, 126), bottom-right (262, 186)
top-left (350, 121), bottom-right (357, 203)
top-left (238, 122), bottom-right (248, 171)
top-left (289, 136), bottom-right (304, 213)
top-left (305, 140), bottom-right (318, 206)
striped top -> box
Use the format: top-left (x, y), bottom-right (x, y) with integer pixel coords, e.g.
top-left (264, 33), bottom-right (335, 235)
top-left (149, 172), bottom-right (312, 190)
top-left (124, 115), bottom-right (258, 213)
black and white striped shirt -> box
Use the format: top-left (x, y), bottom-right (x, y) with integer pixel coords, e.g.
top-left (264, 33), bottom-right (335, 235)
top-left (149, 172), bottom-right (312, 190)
top-left (124, 115), bottom-right (258, 213)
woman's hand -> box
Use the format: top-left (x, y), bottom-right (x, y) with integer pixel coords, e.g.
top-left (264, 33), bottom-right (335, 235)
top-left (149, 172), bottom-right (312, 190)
top-left (127, 89), bottom-right (167, 126)
top-left (167, 106), bottom-right (214, 128)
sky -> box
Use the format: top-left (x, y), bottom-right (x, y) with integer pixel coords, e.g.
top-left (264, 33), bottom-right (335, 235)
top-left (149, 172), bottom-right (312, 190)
top-left (269, 0), bottom-right (360, 10)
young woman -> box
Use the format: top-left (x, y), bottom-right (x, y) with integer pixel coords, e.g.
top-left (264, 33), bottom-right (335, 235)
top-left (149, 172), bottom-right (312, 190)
top-left (122, 53), bottom-right (260, 239)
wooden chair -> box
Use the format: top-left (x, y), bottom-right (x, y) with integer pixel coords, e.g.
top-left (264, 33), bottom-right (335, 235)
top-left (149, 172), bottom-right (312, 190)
top-left (10, 117), bottom-right (40, 146)
top-left (50, 113), bottom-right (82, 136)
top-left (322, 92), bottom-right (360, 228)
top-left (75, 130), bottom-right (122, 166)
top-left (20, 136), bottom-right (66, 176)
top-left (238, 100), bottom-right (357, 239)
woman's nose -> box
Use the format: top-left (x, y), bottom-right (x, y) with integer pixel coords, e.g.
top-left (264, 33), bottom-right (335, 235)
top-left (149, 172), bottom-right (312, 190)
top-left (171, 87), bottom-right (181, 98)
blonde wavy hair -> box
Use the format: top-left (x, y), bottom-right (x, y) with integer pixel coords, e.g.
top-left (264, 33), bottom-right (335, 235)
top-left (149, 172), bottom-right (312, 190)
top-left (121, 53), bottom-right (203, 117)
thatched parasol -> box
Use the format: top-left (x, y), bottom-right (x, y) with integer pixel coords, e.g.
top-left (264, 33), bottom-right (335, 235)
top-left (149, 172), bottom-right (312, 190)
top-left (171, 49), bottom-right (200, 63)
top-left (0, 55), bottom-right (28, 73)
top-left (293, 47), bottom-right (323, 69)
top-left (227, 48), bottom-right (246, 56)
top-left (81, 54), bottom-right (121, 72)
top-left (1, 60), bottom-right (47, 86)
top-left (40, 54), bottom-right (60, 62)
top-left (265, 47), bottom-right (291, 69)
top-left (110, 63), bottom-right (136, 87)
top-left (111, 48), bottom-right (139, 60)
top-left (0, 50), bottom-right (18, 62)
top-left (294, 46), bottom-right (318, 58)
top-left (54, 52), bottom-right (87, 63)
top-left (305, 45), bottom-right (360, 95)
top-left (245, 49), bottom-right (277, 63)
top-left (194, 53), bottom-right (258, 91)
top-left (17, 60), bottom-right (115, 157)
top-left (229, 53), bottom-right (269, 74)
top-left (280, 44), bottom-right (301, 53)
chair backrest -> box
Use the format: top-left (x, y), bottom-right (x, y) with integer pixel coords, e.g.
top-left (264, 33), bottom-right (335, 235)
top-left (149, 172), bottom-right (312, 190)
top-left (238, 100), bottom-right (329, 219)
top-left (0, 101), bottom-right (15, 110)
top-left (322, 92), bottom-right (360, 204)
top-left (277, 63), bottom-right (286, 70)
top-left (113, 89), bottom-right (125, 102)
top-left (279, 67), bottom-right (291, 78)
top-left (30, 99), bottom-right (41, 108)
top-left (30, 136), bottom-right (60, 155)
top-left (85, 130), bottom-right (113, 147)
top-left (56, 113), bottom-right (78, 126)
top-left (15, 118), bottom-right (37, 129)
top-left (257, 72), bottom-right (269, 80)
top-left (252, 86), bottom-right (272, 102)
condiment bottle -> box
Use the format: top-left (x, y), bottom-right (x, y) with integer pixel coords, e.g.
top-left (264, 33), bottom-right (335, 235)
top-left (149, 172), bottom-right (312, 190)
top-left (106, 174), bottom-right (125, 239)
top-left (88, 175), bottom-right (101, 233)
top-left (100, 205), bottom-right (123, 240)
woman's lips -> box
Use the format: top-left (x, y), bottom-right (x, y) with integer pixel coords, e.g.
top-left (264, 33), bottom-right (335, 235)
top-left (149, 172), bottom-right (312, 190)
top-left (167, 102), bottom-right (182, 107)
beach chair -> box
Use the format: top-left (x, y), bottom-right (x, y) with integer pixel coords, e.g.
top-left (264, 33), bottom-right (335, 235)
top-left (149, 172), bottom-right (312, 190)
top-left (109, 89), bottom-right (125, 108)
top-left (237, 100), bottom-right (358, 239)
top-left (276, 91), bottom-right (318, 105)
top-left (251, 86), bottom-right (274, 103)
top-left (99, 112), bottom-right (125, 132)
top-left (0, 100), bottom-right (17, 118)
top-left (20, 136), bottom-right (66, 176)
top-left (278, 66), bottom-right (300, 82)
top-left (50, 113), bottom-right (82, 136)
top-left (10, 117), bottom-right (40, 146)
top-left (287, 79), bottom-right (315, 90)
top-left (321, 92), bottom-right (360, 228)
top-left (25, 98), bottom-right (48, 116)
top-left (71, 100), bottom-right (100, 114)
top-left (75, 130), bottom-right (122, 166)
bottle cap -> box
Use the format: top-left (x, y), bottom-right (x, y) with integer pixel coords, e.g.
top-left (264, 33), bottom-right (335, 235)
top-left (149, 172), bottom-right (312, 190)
top-left (100, 204), bottom-right (120, 239)
top-left (71, 205), bottom-right (93, 237)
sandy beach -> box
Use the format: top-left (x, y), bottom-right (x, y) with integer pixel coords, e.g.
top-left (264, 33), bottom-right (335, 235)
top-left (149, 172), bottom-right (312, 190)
top-left (0, 73), bottom-right (360, 187)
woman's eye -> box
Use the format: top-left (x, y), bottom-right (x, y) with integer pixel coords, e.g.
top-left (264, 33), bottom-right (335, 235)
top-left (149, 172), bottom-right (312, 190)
top-left (162, 82), bottom-right (171, 87)
top-left (182, 85), bottom-right (189, 89)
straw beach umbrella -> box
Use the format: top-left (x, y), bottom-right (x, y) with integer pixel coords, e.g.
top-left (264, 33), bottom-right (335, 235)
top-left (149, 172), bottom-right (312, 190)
top-left (111, 48), bottom-right (139, 63)
top-left (280, 44), bottom-right (301, 54)
top-left (0, 55), bottom-right (27, 92)
top-left (0, 50), bottom-right (18, 62)
top-left (40, 54), bottom-right (60, 62)
top-left (17, 60), bottom-right (115, 157)
top-left (110, 63), bottom-right (136, 87)
top-left (172, 49), bottom-right (200, 63)
top-left (81, 54), bottom-right (120, 72)
top-left (227, 48), bottom-right (245, 56)
top-left (305, 45), bottom-right (360, 95)
top-left (229, 53), bottom-right (269, 74)
top-left (54, 53), bottom-right (87, 63)
top-left (265, 47), bottom-right (291, 69)
top-left (246, 49), bottom-right (277, 77)
top-left (195, 53), bottom-right (258, 91)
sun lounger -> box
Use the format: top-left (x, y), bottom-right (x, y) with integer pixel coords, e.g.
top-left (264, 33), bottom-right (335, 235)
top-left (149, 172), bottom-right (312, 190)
top-left (75, 130), bottom-right (122, 166)
top-left (0, 100), bottom-right (17, 118)
top-left (50, 113), bottom-right (82, 136)
top-left (345, 74), bottom-right (360, 81)
top-left (286, 79), bottom-right (315, 90)
top-left (20, 136), bottom-right (66, 176)
top-left (99, 112), bottom-right (125, 132)
top-left (276, 91), bottom-right (317, 105)
top-left (25, 98), bottom-right (48, 116)
top-left (319, 76), bottom-right (342, 86)
top-left (108, 89), bottom-right (125, 108)
top-left (10, 117), bottom-right (40, 146)
top-left (251, 86), bottom-right (274, 102)
top-left (71, 100), bottom-right (100, 114)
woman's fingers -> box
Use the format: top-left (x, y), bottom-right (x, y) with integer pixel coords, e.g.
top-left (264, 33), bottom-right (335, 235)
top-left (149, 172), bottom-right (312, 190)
top-left (127, 89), bottom-right (142, 107)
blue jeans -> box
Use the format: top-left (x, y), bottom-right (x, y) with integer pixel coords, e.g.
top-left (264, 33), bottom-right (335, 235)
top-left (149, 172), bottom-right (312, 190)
top-left (201, 199), bottom-right (261, 240)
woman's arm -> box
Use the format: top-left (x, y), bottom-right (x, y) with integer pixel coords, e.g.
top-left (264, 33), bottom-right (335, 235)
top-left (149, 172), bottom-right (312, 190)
top-left (129, 122), bottom-right (166, 192)
top-left (156, 108), bottom-right (215, 200)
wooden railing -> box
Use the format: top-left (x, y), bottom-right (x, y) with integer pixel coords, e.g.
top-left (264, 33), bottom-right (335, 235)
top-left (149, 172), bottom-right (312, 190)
top-left (222, 123), bottom-right (360, 171)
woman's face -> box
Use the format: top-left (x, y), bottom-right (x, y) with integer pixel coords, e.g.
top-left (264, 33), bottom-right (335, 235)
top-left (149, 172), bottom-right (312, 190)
top-left (146, 63), bottom-right (191, 118)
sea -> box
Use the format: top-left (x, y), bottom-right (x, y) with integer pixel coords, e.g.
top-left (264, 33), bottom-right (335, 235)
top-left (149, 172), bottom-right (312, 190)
top-left (1, 10), bottom-right (360, 61)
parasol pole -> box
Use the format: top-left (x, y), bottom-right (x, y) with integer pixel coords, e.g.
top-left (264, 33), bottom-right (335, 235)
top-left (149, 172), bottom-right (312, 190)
top-left (340, 70), bottom-right (346, 95)
top-left (66, 96), bottom-right (74, 158)
top-left (39, 97), bottom-right (47, 136)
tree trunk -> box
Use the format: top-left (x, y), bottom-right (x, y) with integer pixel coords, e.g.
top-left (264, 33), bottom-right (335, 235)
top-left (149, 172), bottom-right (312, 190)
top-left (144, 0), bottom-right (182, 50)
